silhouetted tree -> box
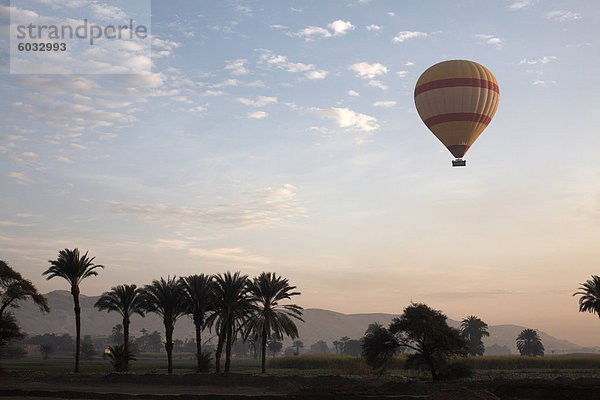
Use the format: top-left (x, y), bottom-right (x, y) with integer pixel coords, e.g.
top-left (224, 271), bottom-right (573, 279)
top-left (43, 248), bottom-right (103, 372)
top-left (1, 260), bottom-right (49, 349)
top-left (574, 275), bottom-right (600, 320)
top-left (293, 340), bottom-right (304, 355)
top-left (244, 272), bottom-right (304, 373)
top-left (460, 316), bottom-right (489, 356)
top-left (180, 274), bottom-right (214, 371)
top-left (106, 344), bottom-right (136, 372)
top-left (95, 284), bottom-right (145, 371)
top-left (81, 335), bottom-right (96, 359)
top-left (142, 276), bottom-right (186, 373)
top-left (390, 303), bottom-right (467, 381)
top-left (362, 322), bottom-right (399, 373)
top-left (206, 271), bottom-right (252, 373)
top-left (267, 338), bottom-right (282, 358)
top-left (309, 340), bottom-right (330, 354)
top-left (516, 329), bottom-right (544, 356)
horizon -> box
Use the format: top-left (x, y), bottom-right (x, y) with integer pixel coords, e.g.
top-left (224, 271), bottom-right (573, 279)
top-left (2, 1), bottom-right (600, 348)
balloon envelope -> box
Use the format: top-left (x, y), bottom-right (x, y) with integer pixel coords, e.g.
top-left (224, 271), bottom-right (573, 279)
top-left (414, 60), bottom-right (499, 159)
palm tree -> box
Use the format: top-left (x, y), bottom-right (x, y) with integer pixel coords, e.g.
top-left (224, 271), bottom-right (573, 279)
top-left (245, 272), bottom-right (304, 373)
top-left (43, 248), bottom-right (103, 372)
top-left (573, 275), bottom-right (600, 319)
top-left (94, 284), bottom-right (145, 371)
top-left (141, 276), bottom-right (186, 374)
top-left (180, 274), bottom-right (214, 371)
top-left (460, 316), bottom-right (489, 356)
top-left (206, 271), bottom-right (252, 373)
top-left (516, 328), bottom-right (544, 356)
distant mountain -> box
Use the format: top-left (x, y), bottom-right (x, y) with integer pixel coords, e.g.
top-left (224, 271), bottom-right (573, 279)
top-left (11, 291), bottom-right (595, 355)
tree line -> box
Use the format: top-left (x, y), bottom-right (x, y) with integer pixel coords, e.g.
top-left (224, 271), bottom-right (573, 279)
top-left (3, 254), bottom-right (600, 378)
top-left (1, 249), bottom-right (304, 374)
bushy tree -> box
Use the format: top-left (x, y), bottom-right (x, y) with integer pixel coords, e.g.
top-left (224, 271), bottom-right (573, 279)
top-left (81, 335), bottom-right (96, 359)
top-left (106, 344), bottom-right (136, 372)
top-left (43, 248), bottom-right (103, 372)
top-left (389, 303), bottom-right (467, 381)
top-left (1, 260), bottom-right (49, 349)
top-left (267, 339), bottom-right (282, 358)
top-left (310, 340), bottom-right (330, 354)
top-left (362, 323), bottom-right (399, 373)
top-left (460, 316), bottom-right (489, 356)
top-left (516, 329), bottom-right (544, 357)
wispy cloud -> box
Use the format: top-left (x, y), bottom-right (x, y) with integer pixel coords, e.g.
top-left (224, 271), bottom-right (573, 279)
top-left (296, 19), bottom-right (354, 40)
top-left (373, 100), bottom-right (397, 108)
top-left (393, 31), bottom-right (427, 43)
top-left (8, 172), bottom-right (32, 185)
top-left (236, 96), bottom-right (278, 107)
top-left (348, 62), bottom-right (388, 79)
top-left (258, 50), bottom-right (328, 80)
top-left (545, 10), bottom-right (581, 22)
top-left (225, 59), bottom-right (249, 75)
top-left (348, 90), bottom-right (360, 97)
top-left (368, 80), bottom-right (388, 91)
top-left (309, 107), bottom-right (379, 132)
top-left (247, 111), bottom-right (268, 119)
top-left (103, 184), bottom-right (304, 229)
top-left (508, 0), bottom-right (535, 10)
top-left (366, 24), bottom-right (381, 32)
top-left (476, 34), bottom-right (503, 49)
top-left (519, 56), bottom-right (557, 65)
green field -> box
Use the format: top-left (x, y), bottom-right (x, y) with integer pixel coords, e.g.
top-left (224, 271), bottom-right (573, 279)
top-left (3, 353), bottom-right (600, 375)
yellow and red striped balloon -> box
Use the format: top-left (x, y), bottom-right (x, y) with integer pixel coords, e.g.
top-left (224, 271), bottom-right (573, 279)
top-left (414, 60), bottom-right (499, 161)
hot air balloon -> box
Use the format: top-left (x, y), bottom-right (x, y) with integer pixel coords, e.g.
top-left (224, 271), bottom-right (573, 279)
top-left (414, 60), bottom-right (499, 167)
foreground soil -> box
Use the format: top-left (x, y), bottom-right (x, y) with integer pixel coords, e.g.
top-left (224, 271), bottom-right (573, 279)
top-left (1, 371), bottom-right (600, 400)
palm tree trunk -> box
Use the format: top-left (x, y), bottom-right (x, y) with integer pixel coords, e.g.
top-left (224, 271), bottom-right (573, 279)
top-left (123, 317), bottom-right (130, 371)
top-left (194, 318), bottom-right (202, 371)
top-left (261, 329), bottom-right (267, 373)
top-left (71, 285), bottom-right (81, 373)
top-left (165, 321), bottom-right (174, 374)
top-left (224, 323), bottom-right (233, 373)
top-left (215, 329), bottom-right (225, 373)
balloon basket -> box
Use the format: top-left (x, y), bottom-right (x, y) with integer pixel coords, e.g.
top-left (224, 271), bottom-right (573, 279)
top-left (452, 159), bottom-right (466, 167)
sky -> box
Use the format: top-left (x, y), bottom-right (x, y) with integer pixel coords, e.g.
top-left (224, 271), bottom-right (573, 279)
top-left (1, 0), bottom-right (600, 347)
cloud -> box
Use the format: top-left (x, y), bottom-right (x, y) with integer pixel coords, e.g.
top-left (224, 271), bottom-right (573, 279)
top-left (259, 50), bottom-right (328, 80)
top-left (519, 56), bottom-right (557, 65)
top-left (225, 59), bottom-right (249, 75)
top-left (236, 96), bottom-right (278, 107)
top-left (508, 0), bottom-right (535, 10)
top-left (51, 156), bottom-right (73, 163)
top-left (327, 20), bottom-right (355, 36)
top-left (404, 61), bottom-right (415, 66)
top-left (8, 172), bottom-right (32, 185)
top-left (348, 62), bottom-right (388, 79)
top-left (90, 2), bottom-right (126, 20)
top-left (155, 240), bottom-right (271, 265)
top-left (387, 12), bottom-right (395, 17)
top-left (476, 34), bottom-right (503, 49)
top-left (373, 100), bottom-right (397, 108)
top-left (69, 143), bottom-right (88, 150)
top-left (368, 80), bottom-right (388, 91)
top-left (305, 70), bottom-right (328, 80)
top-left (247, 111), bottom-right (268, 119)
top-left (185, 106), bottom-right (206, 114)
top-left (348, 90), bottom-right (360, 97)
top-left (545, 10), bottom-right (581, 22)
top-left (296, 20), bottom-right (354, 40)
top-left (103, 184), bottom-right (304, 229)
top-left (309, 107), bottom-right (379, 132)
top-left (366, 24), bottom-right (381, 32)
top-left (393, 31), bottom-right (427, 43)
top-left (210, 79), bottom-right (265, 88)
top-left (531, 80), bottom-right (556, 86)
top-left (396, 70), bottom-right (409, 78)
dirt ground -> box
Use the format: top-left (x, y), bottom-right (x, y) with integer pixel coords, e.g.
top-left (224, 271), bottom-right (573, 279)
top-left (1, 371), bottom-right (600, 399)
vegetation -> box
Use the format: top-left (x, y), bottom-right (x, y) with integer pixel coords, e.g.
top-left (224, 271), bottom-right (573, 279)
top-left (389, 303), bottom-right (467, 381)
top-left (362, 323), bottom-right (399, 373)
top-left (516, 328), bottom-right (544, 357)
top-left (142, 276), bottom-right (186, 374)
top-left (574, 275), bottom-right (600, 319)
top-left (179, 274), bottom-right (213, 372)
top-left (460, 316), bottom-right (489, 356)
top-left (95, 284), bottom-right (145, 371)
top-left (42, 248), bottom-right (104, 372)
top-left (244, 272), bottom-right (304, 373)
top-left (0, 260), bottom-right (49, 350)
top-left (106, 344), bottom-right (137, 372)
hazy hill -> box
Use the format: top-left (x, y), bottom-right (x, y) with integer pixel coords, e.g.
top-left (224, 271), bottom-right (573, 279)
top-left (11, 291), bottom-right (593, 355)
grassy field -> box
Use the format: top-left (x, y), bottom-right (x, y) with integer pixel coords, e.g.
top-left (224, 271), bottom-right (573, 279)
top-left (3, 353), bottom-right (600, 375)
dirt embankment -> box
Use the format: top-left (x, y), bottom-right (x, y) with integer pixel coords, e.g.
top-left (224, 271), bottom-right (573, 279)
top-left (1, 371), bottom-right (600, 399)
